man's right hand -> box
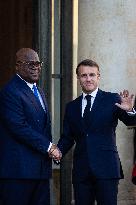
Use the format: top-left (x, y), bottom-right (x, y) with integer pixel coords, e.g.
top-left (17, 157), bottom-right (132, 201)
top-left (48, 144), bottom-right (62, 161)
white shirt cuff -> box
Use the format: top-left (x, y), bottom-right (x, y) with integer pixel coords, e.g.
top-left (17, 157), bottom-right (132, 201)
top-left (47, 142), bottom-right (53, 152)
top-left (127, 108), bottom-right (136, 115)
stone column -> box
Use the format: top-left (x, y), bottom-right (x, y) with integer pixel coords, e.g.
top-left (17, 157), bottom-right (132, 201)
top-left (78, 0), bottom-right (136, 204)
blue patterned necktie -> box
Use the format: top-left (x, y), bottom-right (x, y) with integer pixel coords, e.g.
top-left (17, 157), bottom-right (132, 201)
top-left (32, 84), bottom-right (46, 112)
top-left (32, 84), bottom-right (40, 101)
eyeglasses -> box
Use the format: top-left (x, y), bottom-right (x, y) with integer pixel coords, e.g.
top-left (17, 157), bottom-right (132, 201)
top-left (16, 61), bottom-right (43, 68)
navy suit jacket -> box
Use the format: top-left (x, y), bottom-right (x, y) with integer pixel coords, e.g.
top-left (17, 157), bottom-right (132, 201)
top-left (58, 89), bottom-right (136, 182)
top-left (0, 75), bottom-right (52, 179)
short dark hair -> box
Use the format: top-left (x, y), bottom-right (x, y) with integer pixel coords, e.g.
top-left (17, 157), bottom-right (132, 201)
top-left (76, 59), bottom-right (100, 75)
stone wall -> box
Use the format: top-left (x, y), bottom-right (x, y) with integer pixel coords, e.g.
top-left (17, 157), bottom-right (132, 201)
top-left (78, 0), bottom-right (136, 204)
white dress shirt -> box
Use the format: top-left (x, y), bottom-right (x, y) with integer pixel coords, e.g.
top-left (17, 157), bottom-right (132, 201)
top-left (82, 87), bottom-right (98, 117)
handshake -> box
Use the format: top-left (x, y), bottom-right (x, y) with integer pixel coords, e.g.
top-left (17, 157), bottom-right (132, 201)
top-left (48, 144), bottom-right (62, 163)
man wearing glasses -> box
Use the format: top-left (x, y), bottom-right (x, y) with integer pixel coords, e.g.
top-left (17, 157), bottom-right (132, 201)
top-left (0, 48), bottom-right (61, 205)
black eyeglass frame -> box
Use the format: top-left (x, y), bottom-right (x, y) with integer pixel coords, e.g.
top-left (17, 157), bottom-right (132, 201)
top-left (16, 61), bottom-right (43, 68)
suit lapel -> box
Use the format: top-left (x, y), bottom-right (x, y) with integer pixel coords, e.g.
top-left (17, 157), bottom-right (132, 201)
top-left (88, 89), bottom-right (105, 127)
top-left (91, 89), bottom-right (104, 113)
top-left (74, 93), bottom-right (105, 131)
top-left (38, 88), bottom-right (50, 123)
top-left (14, 75), bottom-right (46, 114)
top-left (23, 87), bottom-right (45, 113)
top-left (75, 95), bottom-right (86, 132)
top-left (82, 89), bottom-right (105, 130)
top-left (38, 88), bottom-right (48, 111)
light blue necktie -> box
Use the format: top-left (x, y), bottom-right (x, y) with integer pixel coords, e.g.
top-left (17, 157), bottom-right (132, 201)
top-left (32, 84), bottom-right (40, 101)
top-left (32, 85), bottom-right (46, 112)
top-left (32, 84), bottom-right (46, 111)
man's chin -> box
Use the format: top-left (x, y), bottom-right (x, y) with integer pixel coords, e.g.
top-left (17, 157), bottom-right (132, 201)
top-left (32, 75), bottom-right (40, 81)
top-left (86, 87), bottom-right (94, 92)
top-left (29, 78), bottom-right (39, 84)
top-left (84, 88), bottom-right (95, 94)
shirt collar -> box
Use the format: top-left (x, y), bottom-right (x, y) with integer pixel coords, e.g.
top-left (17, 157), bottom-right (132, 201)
top-left (16, 74), bottom-right (36, 89)
top-left (82, 87), bottom-right (98, 99)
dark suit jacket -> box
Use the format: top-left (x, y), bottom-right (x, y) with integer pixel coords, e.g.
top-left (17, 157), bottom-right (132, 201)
top-left (58, 89), bottom-right (136, 182)
top-left (0, 75), bottom-right (52, 179)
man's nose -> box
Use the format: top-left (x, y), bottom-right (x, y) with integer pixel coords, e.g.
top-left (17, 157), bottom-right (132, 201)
top-left (86, 75), bottom-right (91, 80)
top-left (31, 66), bottom-right (41, 70)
